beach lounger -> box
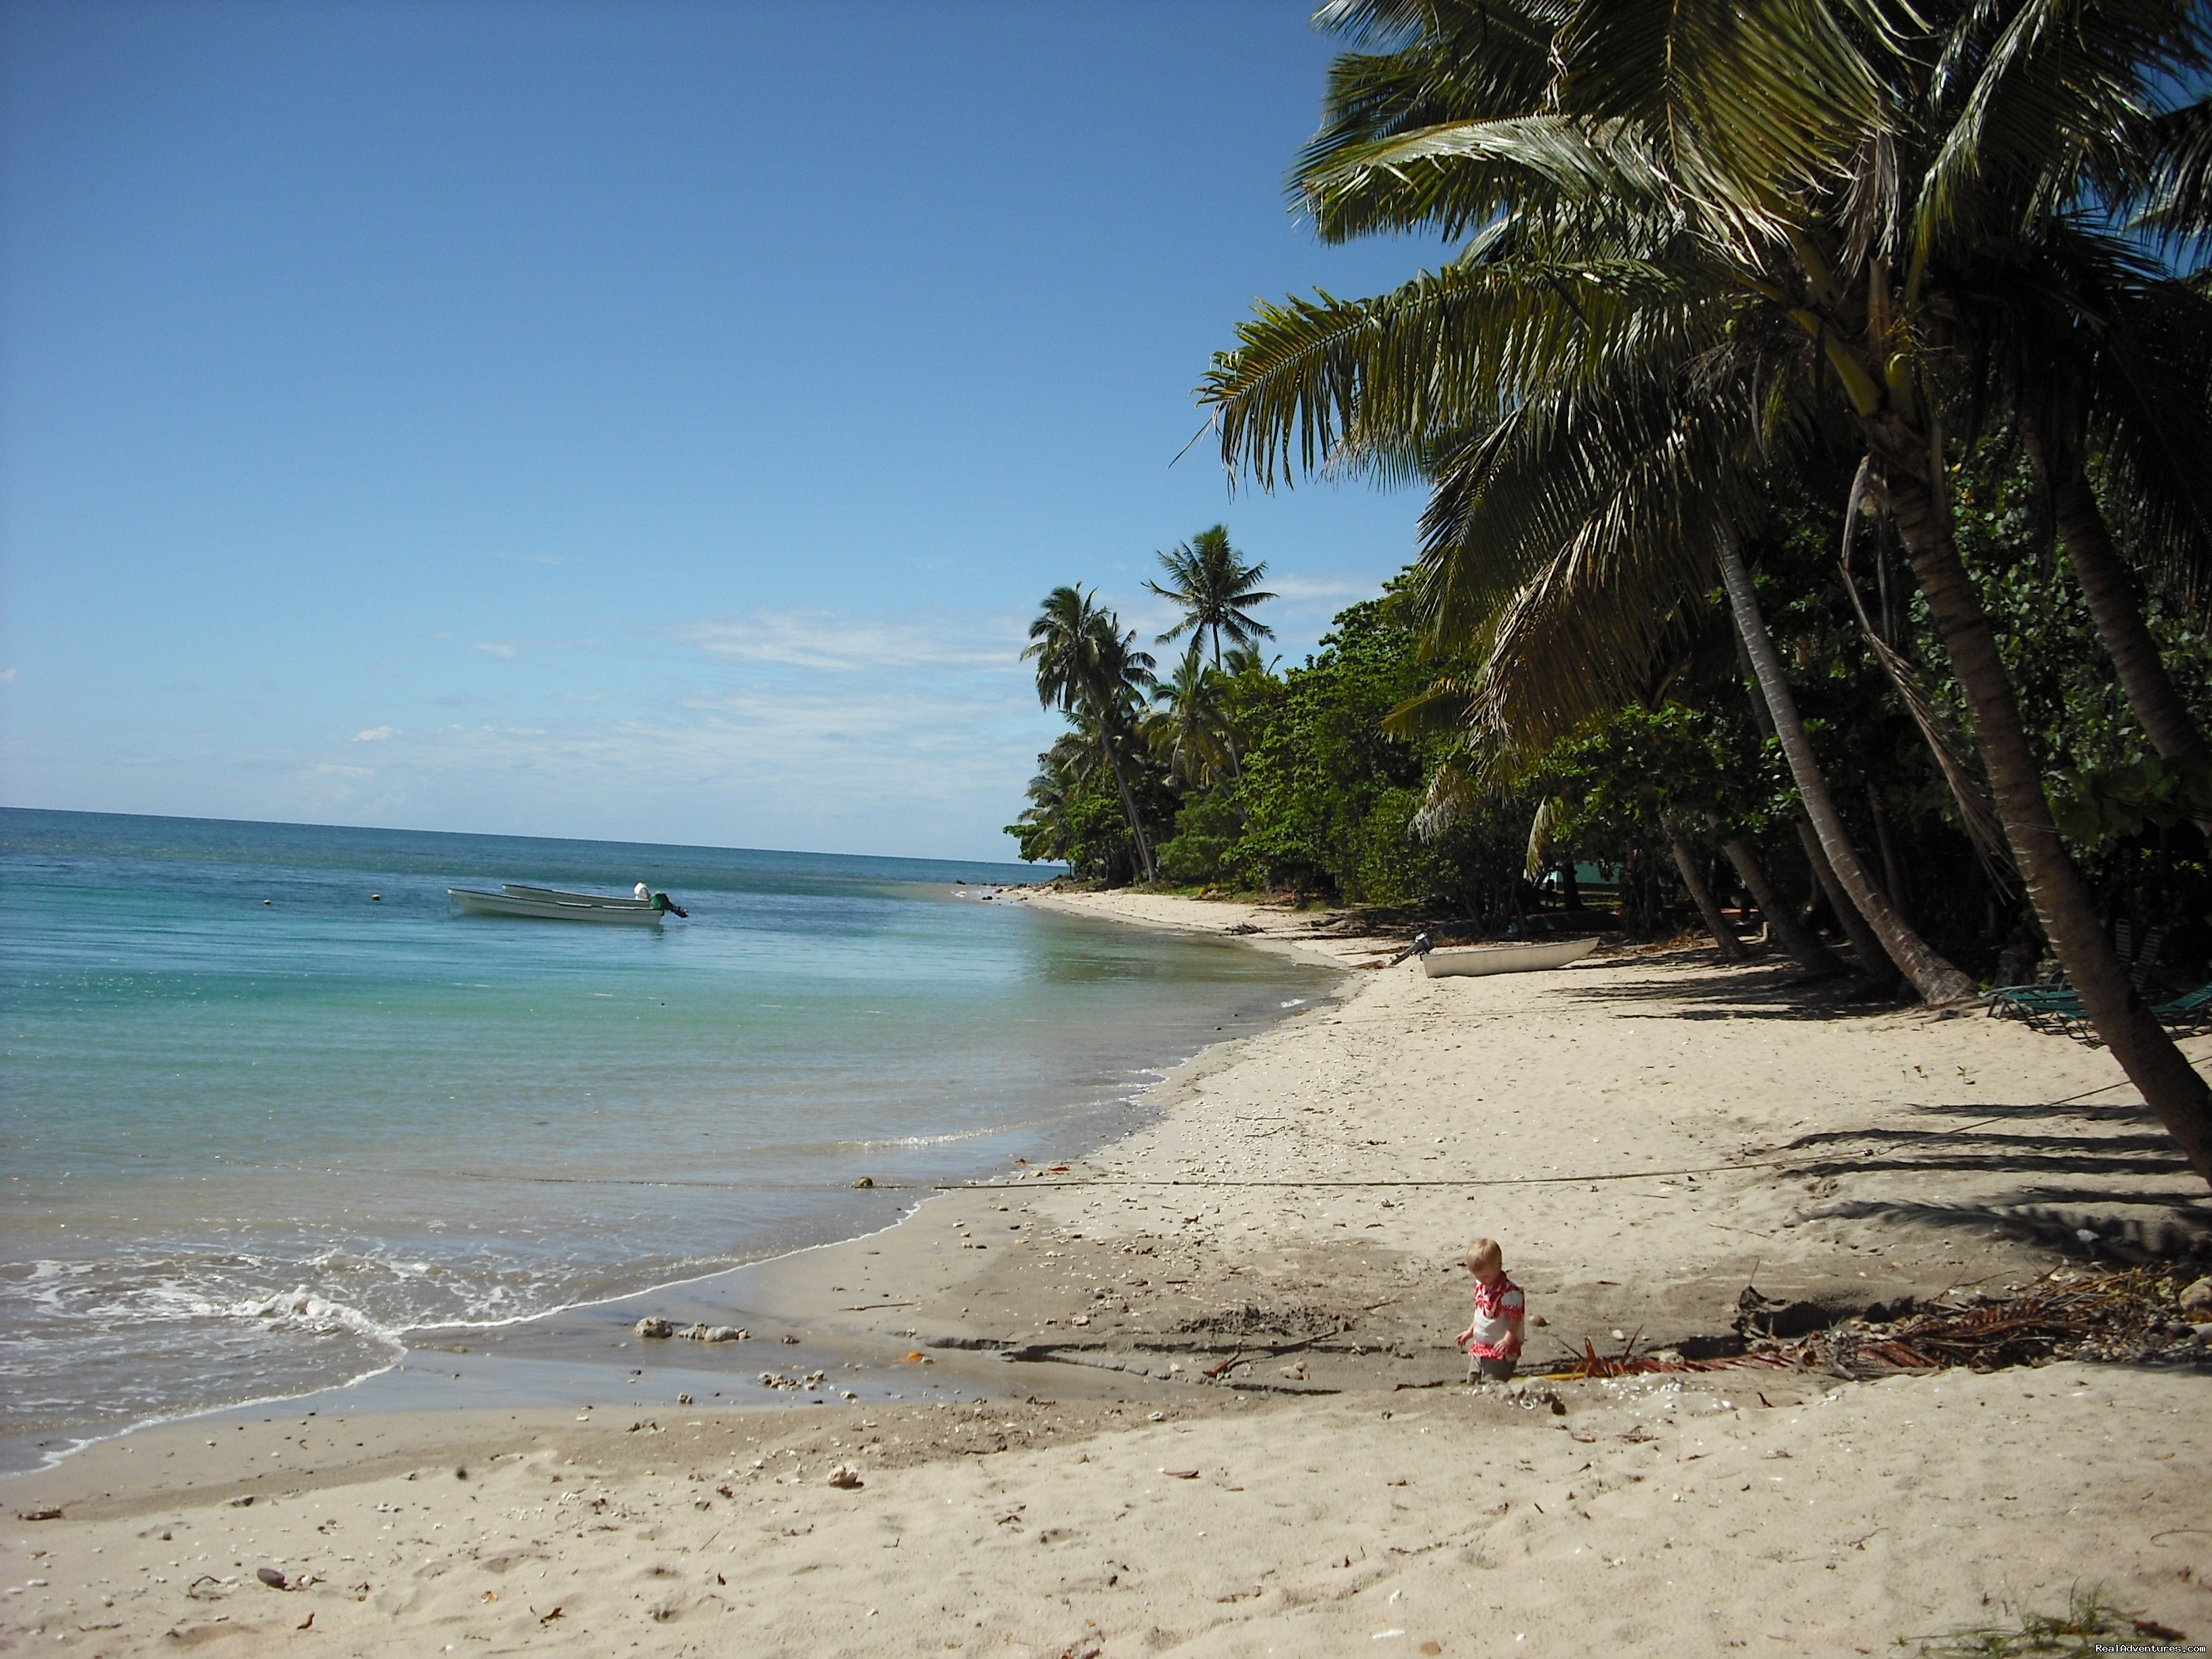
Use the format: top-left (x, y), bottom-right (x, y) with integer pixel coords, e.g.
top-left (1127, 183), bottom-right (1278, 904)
top-left (2130, 927), bottom-right (2166, 991)
top-left (1987, 980), bottom-right (2212, 1046)
top-left (1986, 921), bottom-right (2170, 1038)
top-left (2152, 984), bottom-right (2212, 1033)
top-left (1986, 979), bottom-right (2078, 1028)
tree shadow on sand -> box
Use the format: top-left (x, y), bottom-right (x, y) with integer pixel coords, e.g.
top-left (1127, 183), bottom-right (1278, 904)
top-left (1895, 1100), bottom-right (2160, 1126)
top-left (1774, 1116), bottom-right (2196, 1181)
top-left (1540, 956), bottom-right (1908, 1021)
top-left (1811, 1193), bottom-right (2212, 1263)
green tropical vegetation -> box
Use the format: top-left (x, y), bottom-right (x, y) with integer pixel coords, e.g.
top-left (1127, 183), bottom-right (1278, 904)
top-left (1009, 0), bottom-right (2212, 1187)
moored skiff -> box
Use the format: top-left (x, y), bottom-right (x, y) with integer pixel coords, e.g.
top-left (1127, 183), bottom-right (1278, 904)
top-left (448, 884), bottom-right (671, 925)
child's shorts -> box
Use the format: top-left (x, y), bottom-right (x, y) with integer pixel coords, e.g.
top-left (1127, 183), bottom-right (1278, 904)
top-left (1471, 1357), bottom-right (1517, 1382)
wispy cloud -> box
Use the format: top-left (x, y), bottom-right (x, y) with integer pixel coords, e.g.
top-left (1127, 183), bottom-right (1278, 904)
top-left (672, 608), bottom-right (1025, 674)
top-left (24, 602), bottom-right (1063, 857)
top-left (0, 668), bottom-right (17, 684)
top-left (1268, 571), bottom-right (1386, 605)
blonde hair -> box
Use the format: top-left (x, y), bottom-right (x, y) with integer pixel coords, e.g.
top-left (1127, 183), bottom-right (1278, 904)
top-left (1466, 1237), bottom-right (1503, 1273)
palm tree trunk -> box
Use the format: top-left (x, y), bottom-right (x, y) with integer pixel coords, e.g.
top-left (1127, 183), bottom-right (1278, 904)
top-left (1667, 825), bottom-right (1747, 960)
top-left (1730, 617), bottom-right (1894, 981)
top-left (2024, 424), bottom-right (2212, 836)
top-left (1866, 785), bottom-right (1911, 923)
top-left (1718, 527), bottom-right (1977, 1002)
top-left (1793, 820), bottom-right (1897, 987)
top-left (1100, 741), bottom-right (1155, 882)
top-left (1723, 836), bottom-right (1846, 975)
top-left (1873, 448), bottom-right (2212, 1184)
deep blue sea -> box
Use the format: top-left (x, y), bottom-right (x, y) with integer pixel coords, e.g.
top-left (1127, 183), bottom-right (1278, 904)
top-left (0, 809), bottom-right (1334, 1448)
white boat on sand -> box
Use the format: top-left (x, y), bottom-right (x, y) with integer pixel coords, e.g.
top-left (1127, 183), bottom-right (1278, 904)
top-left (448, 882), bottom-right (684, 926)
top-left (1419, 935), bottom-right (1599, 977)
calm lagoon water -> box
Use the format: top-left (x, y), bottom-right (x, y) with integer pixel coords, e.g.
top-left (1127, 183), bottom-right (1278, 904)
top-left (0, 809), bottom-right (1334, 1449)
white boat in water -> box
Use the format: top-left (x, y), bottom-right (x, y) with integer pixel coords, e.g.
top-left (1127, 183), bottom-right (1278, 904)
top-left (1419, 935), bottom-right (1599, 977)
top-left (448, 882), bottom-right (683, 926)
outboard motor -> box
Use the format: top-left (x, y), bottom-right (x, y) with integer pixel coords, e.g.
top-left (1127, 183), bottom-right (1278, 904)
top-left (1386, 930), bottom-right (1433, 967)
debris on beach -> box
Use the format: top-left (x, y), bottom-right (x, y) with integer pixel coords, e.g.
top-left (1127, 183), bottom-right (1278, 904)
top-left (756, 1370), bottom-right (828, 1391)
top-left (1546, 1267), bottom-right (2210, 1381)
top-left (825, 1463), bottom-right (864, 1489)
top-left (635, 1317), bottom-right (673, 1339)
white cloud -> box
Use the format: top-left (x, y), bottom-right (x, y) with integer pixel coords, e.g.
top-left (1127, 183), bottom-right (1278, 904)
top-left (672, 608), bottom-right (1025, 673)
top-left (0, 667), bottom-right (16, 684)
top-left (12, 603), bottom-right (1063, 859)
top-left (1267, 571), bottom-right (1387, 605)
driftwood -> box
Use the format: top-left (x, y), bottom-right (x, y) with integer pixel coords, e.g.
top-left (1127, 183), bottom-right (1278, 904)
top-left (1540, 1267), bottom-right (2207, 1380)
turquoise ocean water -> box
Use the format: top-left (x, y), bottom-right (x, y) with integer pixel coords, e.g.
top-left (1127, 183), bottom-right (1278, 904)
top-left (0, 810), bottom-right (1334, 1451)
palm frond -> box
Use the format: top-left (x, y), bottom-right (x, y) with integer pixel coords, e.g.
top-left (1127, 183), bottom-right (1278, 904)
top-left (1200, 251), bottom-right (1715, 491)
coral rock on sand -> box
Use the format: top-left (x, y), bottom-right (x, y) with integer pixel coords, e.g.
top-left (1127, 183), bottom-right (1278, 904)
top-left (703, 1325), bottom-right (746, 1342)
top-left (634, 1317), bottom-right (673, 1339)
top-left (826, 1464), bottom-right (864, 1489)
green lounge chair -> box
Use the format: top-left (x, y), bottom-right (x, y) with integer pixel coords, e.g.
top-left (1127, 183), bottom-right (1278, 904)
top-left (2153, 984), bottom-right (2212, 1032)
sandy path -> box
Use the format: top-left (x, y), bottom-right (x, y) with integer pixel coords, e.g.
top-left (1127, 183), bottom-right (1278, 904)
top-left (7, 891), bottom-right (2209, 1656)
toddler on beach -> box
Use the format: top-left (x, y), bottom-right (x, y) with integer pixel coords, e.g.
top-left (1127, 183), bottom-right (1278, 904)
top-left (1455, 1236), bottom-right (1524, 1382)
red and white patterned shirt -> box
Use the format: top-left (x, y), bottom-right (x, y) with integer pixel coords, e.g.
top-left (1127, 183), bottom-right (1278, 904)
top-left (1466, 1273), bottom-right (1525, 1359)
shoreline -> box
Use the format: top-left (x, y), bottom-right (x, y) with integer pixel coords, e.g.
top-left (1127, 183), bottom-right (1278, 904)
top-left (8, 892), bottom-right (2210, 1654)
top-left (0, 893), bottom-right (1351, 1478)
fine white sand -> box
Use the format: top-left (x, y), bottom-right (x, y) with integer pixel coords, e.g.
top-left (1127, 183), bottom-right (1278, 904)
top-left (7, 891), bottom-right (2209, 1656)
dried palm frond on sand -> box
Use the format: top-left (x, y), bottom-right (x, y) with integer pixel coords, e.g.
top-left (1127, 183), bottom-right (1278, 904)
top-left (1543, 1267), bottom-right (2211, 1381)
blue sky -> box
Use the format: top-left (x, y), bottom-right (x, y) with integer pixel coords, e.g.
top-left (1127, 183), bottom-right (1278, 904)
top-left (0, 0), bottom-right (1441, 861)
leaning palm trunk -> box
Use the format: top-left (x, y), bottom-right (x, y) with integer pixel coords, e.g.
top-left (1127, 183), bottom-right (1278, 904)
top-left (2024, 424), bottom-right (2212, 837)
top-left (1872, 447), bottom-right (2212, 1184)
top-left (1793, 821), bottom-right (1897, 988)
top-left (1717, 527), bottom-right (1977, 1004)
top-left (1723, 837), bottom-right (1846, 975)
top-left (1102, 743), bottom-right (1155, 882)
top-left (1730, 617), bottom-right (1896, 981)
top-left (1666, 825), bottom-right (1747, 961)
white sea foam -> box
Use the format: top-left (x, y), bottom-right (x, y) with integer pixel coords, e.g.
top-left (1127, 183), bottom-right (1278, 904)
top-left (232, 1287), bottom-right (405, 1349)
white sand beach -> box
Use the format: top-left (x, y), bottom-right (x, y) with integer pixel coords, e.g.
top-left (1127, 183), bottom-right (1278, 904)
top-left (7, 892), bottom-right (2209, 1656)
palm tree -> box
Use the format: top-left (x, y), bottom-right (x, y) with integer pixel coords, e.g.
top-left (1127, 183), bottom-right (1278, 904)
top-left (1023, 586), bottom-right (1159, 881)
top-left (1199, 0), bottom-right (2212, 1181)
top-left (1955, 231), bottom-right (2212, 822)
top-left (1144, 644), bottom-right (1237, 788)
top-left (1147, 527), bottom-right (1279, 670)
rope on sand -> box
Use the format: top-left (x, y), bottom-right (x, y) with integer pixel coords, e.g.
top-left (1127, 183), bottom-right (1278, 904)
top-left (407, 1076), bottom-right (2167, 1193)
